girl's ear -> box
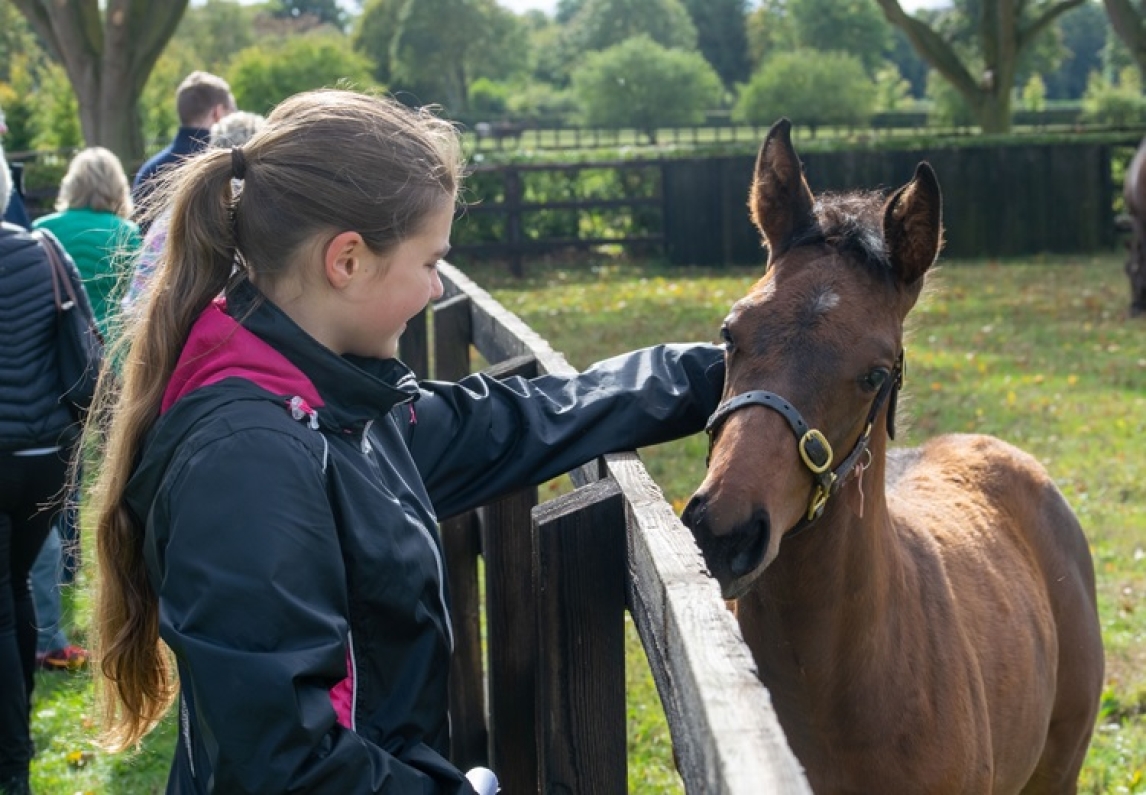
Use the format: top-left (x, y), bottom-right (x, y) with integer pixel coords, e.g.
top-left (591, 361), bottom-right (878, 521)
top-left (323, 231), bottom-right (365, 289)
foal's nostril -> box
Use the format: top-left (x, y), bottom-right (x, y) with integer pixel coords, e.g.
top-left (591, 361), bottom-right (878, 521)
top-left (728, 511), bottom-right (771, 578)
top-left (681, 494), bottom-right (706, 531)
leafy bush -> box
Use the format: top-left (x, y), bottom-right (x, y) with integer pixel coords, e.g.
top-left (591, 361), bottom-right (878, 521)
top-left (925, 70), bottom-right (975, 129)
top-left (469, 78), bottom-right (511, 117)
top-left (570, 36), bottom-right (723, 143)
top-left (33, 63), bottom-right (82, 150)
top-left (227, 34), bottom-right (378, 115)
top-left (1081, 67), bottom-right (1146, 127)
top-left (733, 49), bottom-right (876, 133)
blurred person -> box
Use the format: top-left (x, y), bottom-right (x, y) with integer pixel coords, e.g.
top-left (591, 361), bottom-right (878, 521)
top-left (0, 108), bottom-right (30, 230)
top-left (30, 146), bottom-right (139, 673)
top-left (131, 71), bottom-right (236, 217)
top-left (123, 111), bottom-right (267, 314)
top-left (33, 147), bottom-right (141, 338)
top-left (0, 142), bottom-right (94, 795)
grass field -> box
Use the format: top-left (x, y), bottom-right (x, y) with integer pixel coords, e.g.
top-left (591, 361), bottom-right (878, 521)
top-left (29, 250), bottom-right (1146, 793)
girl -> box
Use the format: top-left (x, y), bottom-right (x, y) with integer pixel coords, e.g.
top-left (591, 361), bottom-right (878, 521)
top-left (90, 89), bottom-right (724, 793)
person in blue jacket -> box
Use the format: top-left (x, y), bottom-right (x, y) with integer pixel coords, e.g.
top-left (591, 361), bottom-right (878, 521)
top-left (130, 70), bottom-right (235, 222)
top-left (0, 108), bottom-right (30, 230)
top-left (89, 89), bottom-right (724, 794)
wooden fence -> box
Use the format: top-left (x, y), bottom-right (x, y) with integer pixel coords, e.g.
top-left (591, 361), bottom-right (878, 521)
top-left (453, 138), bottom-right (1138, 271)
top-left (400, 261), bottom-right (811, 794)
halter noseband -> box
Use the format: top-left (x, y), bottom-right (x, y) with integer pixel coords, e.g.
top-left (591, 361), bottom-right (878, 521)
top-left (704, 350), bottom-right (905, 537)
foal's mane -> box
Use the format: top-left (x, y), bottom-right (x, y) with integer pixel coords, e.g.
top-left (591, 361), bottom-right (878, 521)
top-left (784, 190), bottom-right (898, 287)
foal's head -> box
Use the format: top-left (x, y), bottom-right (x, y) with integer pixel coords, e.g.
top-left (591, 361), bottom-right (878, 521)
top-left (682, 119), bottom-right (944, 599)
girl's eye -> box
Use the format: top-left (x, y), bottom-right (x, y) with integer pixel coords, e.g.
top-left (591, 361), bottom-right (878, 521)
top-left (862, 368), bottom-right (890, 392)
top-left (720, 325), bottom-right (734, 349)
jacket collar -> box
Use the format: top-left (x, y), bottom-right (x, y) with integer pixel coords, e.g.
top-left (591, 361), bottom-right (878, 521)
top-left (228, 278), bottom-right (420, 429)
top-left (163, 278), bottom-right (418, 431)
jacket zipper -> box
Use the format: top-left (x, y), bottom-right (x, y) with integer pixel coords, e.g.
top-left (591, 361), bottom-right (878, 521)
top-left (359, 419), bottom-right (454, 652)
top-left (181, 697), bottom-right (196, 779)
top-left (347, 630), bottom-right (359, 732)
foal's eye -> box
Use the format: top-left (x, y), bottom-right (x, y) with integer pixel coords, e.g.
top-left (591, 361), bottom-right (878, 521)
top-left (720, 325), bottom-right (734, 350)
top-left (861, 368), bottom-right (890, 392)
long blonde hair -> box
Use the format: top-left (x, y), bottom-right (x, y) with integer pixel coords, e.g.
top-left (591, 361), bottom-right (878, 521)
top-left (89, 89), bottom-right (463, 750)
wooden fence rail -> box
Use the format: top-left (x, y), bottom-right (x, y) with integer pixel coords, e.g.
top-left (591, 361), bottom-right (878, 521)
top-left (401, 261), bottom-right (811, 794)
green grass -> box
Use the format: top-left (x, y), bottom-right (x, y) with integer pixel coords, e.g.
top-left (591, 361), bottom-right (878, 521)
top-left (30, 251), bottom-right (1146, 792)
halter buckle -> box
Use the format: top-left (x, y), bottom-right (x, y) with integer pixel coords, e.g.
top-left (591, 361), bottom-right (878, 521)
top-left (799, 429), bottom-right (833, 474)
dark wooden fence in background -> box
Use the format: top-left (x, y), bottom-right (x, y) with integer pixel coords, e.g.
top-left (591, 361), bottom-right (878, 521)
top-left (454, 138), bottom-right (1134, 271)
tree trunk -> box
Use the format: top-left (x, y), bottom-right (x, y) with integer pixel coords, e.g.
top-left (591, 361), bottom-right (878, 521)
top-left (874, 0), bottom-right (1084, 134)
top-left (11, 0), bottom-right (188, 164)
top-left (1104, 0), bottom-right (1146, 85)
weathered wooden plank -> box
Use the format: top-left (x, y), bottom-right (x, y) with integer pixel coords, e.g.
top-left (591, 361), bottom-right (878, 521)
top-left (606, 452), bottom-right (811, 795)
top-left (432, 294), bottom-right (473, 381)
top-left (400, 307), bottom-right (429, 379)
top-left (441, 510), bottom-right (488, 770)
top-left (482, 487), bottom-right (541, 794)
top-left (533, 478), bottom-right (628, 795)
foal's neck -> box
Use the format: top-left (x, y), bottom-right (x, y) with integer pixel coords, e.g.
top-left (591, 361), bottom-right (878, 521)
top-left (738, 438), bottom-right (905, 673)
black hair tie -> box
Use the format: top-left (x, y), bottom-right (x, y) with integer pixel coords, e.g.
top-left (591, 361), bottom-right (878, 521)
top-left (231, 147), bottom-right (247, 181)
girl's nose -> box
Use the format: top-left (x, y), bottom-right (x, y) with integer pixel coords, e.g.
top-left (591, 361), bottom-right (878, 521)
top-left (430, 266), bottom-right (444, 300)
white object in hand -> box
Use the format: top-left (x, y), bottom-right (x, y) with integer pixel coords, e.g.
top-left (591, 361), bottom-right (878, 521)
top-left (465, 766), bottom-right (499, 795)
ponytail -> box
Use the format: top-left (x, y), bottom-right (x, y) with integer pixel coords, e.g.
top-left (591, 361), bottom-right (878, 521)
top-left (89, 148), bottom-right (238, 750)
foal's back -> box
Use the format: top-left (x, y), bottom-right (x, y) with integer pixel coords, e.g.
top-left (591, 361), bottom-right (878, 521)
top-left (889, 432), bottom-right (1103, 793)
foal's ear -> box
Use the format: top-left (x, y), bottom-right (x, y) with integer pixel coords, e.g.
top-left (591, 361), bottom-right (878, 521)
top-left (750, 118), bottom-right (816, 263)
top-left (883, 162), bottom-right (943, 289)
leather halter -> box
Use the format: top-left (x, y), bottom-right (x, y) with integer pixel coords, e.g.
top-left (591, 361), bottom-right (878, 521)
top-left (704, 350), bottom-right (905, 538)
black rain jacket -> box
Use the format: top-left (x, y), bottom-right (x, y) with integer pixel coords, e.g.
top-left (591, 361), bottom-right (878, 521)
top-left (124, 278), bottom-right (724, 793)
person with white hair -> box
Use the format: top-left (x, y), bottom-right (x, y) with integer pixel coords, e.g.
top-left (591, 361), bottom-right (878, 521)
top-left (33, 147), bottom-right (141, 337)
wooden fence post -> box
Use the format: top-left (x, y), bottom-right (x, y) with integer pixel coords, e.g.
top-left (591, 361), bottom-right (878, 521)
top-left (533, 477), bottom-right (628, 795)
top-left (478, 351), bottom-right (541, 792)
top-left (401, 307), bottom-right (430, 379)
top-left (505, 166), bottom-right (524, 278)
top-left (431, 294), bottom-right (489, 768)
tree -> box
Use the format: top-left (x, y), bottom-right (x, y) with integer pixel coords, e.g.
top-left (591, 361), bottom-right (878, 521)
top-left (353, 0), bottom-right (405, 85)
top-left (789, 0), bottom-right (894, 74)
top-left (0, 0), bottom-right (46, 83)
top-left (570, 35), bottom-right (722, 142)
top-left (271, 0), bottom-right (346, 29)
top-left (227, 35), bottom-right (377, 115)
top-left (562, 0), bottom-right (698, 55)
top-left (389, 0), bottom-right (528, 112)
top-left (874, 0), bottom-right (1086, 132)
top-left (10, 0), bottom-right (189, 162)
top-left (172, 0), bottom-right (259, 74)
top-left (1103, 0), bottom-right (1146, 83)
top-left (746, 0), bottom-right (796, 71)
top-left (680, 0), bottom-right (751, 87)
top-left (1043, 1), bottom-right (1108, 98)
top-left (733, 49), bottom-right (877, 133)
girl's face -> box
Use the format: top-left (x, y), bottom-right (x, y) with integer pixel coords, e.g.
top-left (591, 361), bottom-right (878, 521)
top-left (339, 201), bottom-right (453, 360)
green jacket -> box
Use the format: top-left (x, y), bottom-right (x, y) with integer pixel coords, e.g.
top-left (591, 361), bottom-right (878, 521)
top-left (32, 207), bottom-right (141, 334)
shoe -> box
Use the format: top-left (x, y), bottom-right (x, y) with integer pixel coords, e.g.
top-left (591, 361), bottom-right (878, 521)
top-left (36, 644), bottom-right (89, 672)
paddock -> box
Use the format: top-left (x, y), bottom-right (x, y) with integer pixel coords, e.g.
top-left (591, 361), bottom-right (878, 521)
top-left (398, 261), bottom-right (811, 794)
